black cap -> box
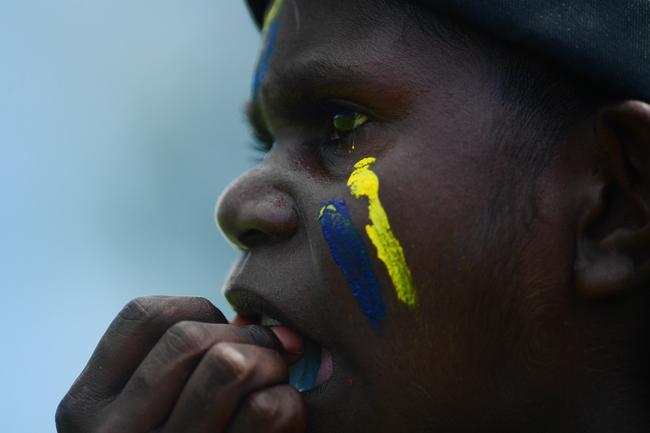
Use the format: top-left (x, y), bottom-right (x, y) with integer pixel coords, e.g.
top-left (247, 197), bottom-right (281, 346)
top-left (246, 0), bottom-right (650, 101)
top-left (246, 0), bottom-right (268, 27)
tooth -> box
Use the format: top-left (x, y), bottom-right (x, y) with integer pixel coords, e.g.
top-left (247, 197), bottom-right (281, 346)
top-left (260, 316), bottom-right (282, 327)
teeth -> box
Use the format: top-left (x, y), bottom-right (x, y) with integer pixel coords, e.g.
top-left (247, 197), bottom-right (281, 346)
top-left (260, 315), bottom-right (283, 327)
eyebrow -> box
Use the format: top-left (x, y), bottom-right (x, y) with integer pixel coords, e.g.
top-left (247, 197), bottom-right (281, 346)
top-left (263, 56), bottom-right (390, 107)
top-left (245, 57), bottom-right (364, 139)
top-left (244, 56), bottom-right (413, 139)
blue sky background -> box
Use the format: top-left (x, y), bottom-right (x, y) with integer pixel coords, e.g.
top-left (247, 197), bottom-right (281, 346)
top-left (0, 2), bottom-right (260, 431)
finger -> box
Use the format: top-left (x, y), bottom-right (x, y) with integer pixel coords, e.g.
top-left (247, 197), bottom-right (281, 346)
top-left (104, 324), bottom-right (282, 432)
top-left (229, 315), bottom-right (254, 326)
top-left (161, 343), bottom-right (288, 433)
top-left (63, 297), bottom-right (225, 409)
top-left (87, 297), bottom-right (226, 393)
top-left (227, 385), bottom-right (307, 433)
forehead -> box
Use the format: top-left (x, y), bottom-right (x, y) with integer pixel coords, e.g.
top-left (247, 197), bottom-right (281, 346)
top-left (269, 0), bottom-right (404, 54)
top-left (257, 0), bottom-right (475, 104)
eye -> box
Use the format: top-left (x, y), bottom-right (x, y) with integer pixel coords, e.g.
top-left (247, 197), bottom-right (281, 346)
top-left (327, 111), bottom-right (369, 154)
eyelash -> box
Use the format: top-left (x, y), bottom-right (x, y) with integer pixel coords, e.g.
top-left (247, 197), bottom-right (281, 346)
top-left (249, 106), bottom-right (369, 155)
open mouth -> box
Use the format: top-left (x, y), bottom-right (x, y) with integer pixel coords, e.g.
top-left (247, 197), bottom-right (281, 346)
top-left (241, 314), bottom-right (334, 392)
top-left (286, 334), bottom-right (333, 392)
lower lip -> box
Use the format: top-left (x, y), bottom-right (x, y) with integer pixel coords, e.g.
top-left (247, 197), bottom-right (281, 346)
top-left (315, 347), bottom-right (333, 387)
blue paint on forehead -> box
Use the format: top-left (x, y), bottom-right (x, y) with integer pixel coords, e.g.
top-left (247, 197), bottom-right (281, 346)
top-left (319, 200), bottom-right (386, 330)
top-left (251, 13), bottom-right (280, 98)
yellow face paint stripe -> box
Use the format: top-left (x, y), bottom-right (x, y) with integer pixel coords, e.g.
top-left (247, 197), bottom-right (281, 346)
top-left (347, 157), bottom-right (417, 307)
top-left (319, 203), bottom-right (339, 218)
top-left (262, 0), bottom-right (284, 33)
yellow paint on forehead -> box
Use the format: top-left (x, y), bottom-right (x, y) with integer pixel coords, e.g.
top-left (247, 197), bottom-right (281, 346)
top-left (347, 157), bottom-right (417, 307)
top-left (263, 0), bottom-right (284, 33)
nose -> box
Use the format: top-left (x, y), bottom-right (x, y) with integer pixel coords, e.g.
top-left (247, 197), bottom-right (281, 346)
top-left (216, 168), bottom-right (298, 250)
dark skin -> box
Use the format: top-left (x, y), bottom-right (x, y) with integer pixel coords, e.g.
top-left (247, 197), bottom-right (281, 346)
top-left (57, 0), bottom-right (650, 432)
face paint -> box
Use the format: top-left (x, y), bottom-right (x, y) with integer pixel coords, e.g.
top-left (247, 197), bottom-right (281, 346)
top-left (319, 201), bottom-right (387, 330)
top-left (251, 0), bottom-right (284, 98)
top-left (348, 157), bottom-right (417, 307)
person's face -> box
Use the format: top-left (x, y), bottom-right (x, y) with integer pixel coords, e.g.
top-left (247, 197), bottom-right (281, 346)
top-left (217, 0), bottom-right (578, 431)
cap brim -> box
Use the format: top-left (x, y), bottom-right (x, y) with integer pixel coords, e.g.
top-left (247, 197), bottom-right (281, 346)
top-left (246, 0), bottom-right (268, 29)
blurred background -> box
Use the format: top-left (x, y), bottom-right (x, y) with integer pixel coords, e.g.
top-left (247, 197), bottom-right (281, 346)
top-left (0, 1), bottom-right (260, 431)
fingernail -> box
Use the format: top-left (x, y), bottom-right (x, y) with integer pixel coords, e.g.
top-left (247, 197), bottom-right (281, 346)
top-left (230, 314), bottom-right (256, 325)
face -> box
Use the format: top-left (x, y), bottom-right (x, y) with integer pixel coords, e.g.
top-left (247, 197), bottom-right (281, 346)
top-left (217, 0), bottom-right (580, 431)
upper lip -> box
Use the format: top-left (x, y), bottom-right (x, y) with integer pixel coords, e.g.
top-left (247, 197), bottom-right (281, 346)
top-left (226, 283), bottom-right (314, 341)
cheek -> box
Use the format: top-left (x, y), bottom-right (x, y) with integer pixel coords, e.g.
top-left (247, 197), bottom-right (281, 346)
top-left (373, 146), bottom-right (488, 333)
top-left (318, 157), bottom-right (418, 330)
top-left (318, 200), bottom-right (386, 330)
top-left (348, 157), bottom-right (417, 308)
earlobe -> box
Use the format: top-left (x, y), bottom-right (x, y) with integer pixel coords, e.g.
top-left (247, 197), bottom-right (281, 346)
top-left (575, 101), bottom-right (650, 300)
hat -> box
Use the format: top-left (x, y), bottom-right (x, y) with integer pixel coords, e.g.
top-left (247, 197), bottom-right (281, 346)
top-left (246, 0), bottom-right (650, 101)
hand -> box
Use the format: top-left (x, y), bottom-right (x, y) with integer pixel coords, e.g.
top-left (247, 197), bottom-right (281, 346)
top-left (56, 296), bottom-right (307, 433)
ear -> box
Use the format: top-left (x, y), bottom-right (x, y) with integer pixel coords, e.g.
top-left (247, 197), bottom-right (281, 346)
top-left (575, 101), bottom-right (650, 300)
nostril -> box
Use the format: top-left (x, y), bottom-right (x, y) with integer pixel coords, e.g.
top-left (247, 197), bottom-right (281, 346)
top-left (216, 173), bottom-right (299, 249)
top-left (238, 229), bottom-right (271, 249)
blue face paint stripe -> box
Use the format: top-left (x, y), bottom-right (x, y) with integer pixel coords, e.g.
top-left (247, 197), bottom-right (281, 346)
top-left (319, 200), bottom-right (386, 330)
top-left (251, 16), bottom-right (279, 98)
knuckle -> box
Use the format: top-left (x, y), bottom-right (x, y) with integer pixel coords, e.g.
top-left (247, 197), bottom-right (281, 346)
top-left (187, 296), bottom-right (227, 323)
top-left (116, 296), bottom-right (224, 327)
top-left (190, 296), bottom-right (218, 314)
top-left (55, 393), bottom-right (89, 433)
top-left (247, 387), bottom-right (306, 433)
top-left (278, 385), bottom-right (303, 408)
top-left (117, 296), bottom-right (163, 323)
top-left (56, 386), bottom-right (115, 432)
top-left (247, 389), bottom-right (281, 422)
top-left (164, 320), bottom-right (207, 355)
top-left (55, 397), bottom-right (75, 432)
top-left (97, 297), bottom-right (171, 345)
top-left (281, 389), bottom-right (307, 433)
top-left (205, 343), bottom-right (255, 385)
